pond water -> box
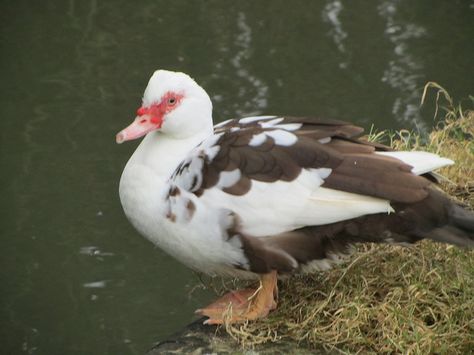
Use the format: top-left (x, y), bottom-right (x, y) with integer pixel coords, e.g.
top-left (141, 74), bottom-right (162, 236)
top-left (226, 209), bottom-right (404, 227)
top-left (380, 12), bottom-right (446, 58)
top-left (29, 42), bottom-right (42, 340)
top-left (1, 1), bottom-right (473, 354)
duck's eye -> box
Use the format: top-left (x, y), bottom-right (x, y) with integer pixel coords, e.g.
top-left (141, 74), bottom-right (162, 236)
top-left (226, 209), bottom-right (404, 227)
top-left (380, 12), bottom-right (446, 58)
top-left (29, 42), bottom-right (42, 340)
top-left (168, 97), bottom-right (176, 105)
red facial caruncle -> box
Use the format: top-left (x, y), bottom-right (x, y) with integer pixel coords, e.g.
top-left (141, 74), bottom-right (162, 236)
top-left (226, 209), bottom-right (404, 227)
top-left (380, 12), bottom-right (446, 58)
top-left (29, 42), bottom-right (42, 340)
top-left (116, 91), bottom-right (184, 144)
top-left (136, 91), bottom-right (184, 125)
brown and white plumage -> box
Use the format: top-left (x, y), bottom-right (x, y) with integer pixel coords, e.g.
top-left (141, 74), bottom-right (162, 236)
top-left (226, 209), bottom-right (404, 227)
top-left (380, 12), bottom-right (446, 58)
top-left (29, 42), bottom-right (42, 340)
top-left (117, 70), bottom-right (474, 323)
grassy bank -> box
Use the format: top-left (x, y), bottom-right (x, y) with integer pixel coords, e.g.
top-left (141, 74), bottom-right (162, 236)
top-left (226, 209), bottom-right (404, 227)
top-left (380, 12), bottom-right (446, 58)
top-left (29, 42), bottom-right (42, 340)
top-left (222, 84), bottom-right (474, 354)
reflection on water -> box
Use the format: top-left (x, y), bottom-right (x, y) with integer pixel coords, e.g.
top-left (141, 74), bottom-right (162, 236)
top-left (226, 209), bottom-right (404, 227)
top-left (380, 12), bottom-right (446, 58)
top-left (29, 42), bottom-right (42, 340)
top-left (210, 11), bottom-right (269, 117)
top-left (1, 1), bottom-right (473, 354)
top-left (231, 12), bottom-right (269, 116)
top-left (379, 1), bottom-right (427, 129)
top-left (79, 246), bottom-right (115, 258)
top-left (322, 0), bottom-right (348, 69)
top-left (83, 280), bottom-right (109, 289)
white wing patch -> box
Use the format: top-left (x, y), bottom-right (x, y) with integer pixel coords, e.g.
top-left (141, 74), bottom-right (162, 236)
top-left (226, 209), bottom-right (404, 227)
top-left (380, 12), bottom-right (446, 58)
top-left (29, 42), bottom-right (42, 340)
top-left (265, 129), bottom-right (298, 146)
top-left (204, 133), bottom-right (224, 162)
top-left (214, 118), bottom-right (233, 128)
top-left (258, 118), bottom-right (302, 131)
top-left (248, 132), bottom-right (267, 147)
top-left (309, 167), bottom-right (332, 180)
top-left (205, 145), bottom-right (220, 160)
top-left (239, 115), bottom-right (277, 124)
top-left (272, 123), bottom-right (302, 131)
top-left (376, 151), bottom-right (454, 175)
top-left (171, 132), bottom-right (225, 191)
top-left (201, 132), bottom-right (224, 150)
top-left (260, 117), bottom-right (284, 128)
top-left (217, 169), bottom-right (241, 189)
top-left (198, 167), bottom-right (394, 237)
top-left (245, 118), bottom-right (301, 147)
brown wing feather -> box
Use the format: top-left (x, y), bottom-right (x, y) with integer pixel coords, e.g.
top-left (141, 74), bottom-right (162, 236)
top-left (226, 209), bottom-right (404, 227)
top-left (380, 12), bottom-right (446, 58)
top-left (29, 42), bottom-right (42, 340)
top-left (174, 116), bottom-right (431, 205)
top-left (322, 143), bottom-right (430, 203)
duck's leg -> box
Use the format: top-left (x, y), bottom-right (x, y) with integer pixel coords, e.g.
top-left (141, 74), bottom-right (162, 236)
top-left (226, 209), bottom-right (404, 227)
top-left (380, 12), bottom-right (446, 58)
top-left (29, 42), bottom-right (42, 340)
top-left (196, 270), bottom-right (278, 325)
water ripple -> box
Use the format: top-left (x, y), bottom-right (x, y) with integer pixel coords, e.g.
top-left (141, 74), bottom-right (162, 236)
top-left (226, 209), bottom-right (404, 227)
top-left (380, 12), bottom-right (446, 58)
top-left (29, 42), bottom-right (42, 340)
top-left (378, 0), bottom-right (427, 130)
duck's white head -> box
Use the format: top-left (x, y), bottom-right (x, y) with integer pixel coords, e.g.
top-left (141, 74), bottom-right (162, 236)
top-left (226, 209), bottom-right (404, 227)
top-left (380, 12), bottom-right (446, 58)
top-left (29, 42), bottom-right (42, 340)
top-left (116, 70), bottom-right (213, 143)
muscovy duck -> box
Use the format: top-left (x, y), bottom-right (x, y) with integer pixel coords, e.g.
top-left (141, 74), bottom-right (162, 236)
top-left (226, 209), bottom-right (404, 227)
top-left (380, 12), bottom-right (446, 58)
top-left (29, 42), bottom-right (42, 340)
top-left (117, 70), bottom-right (474, 324)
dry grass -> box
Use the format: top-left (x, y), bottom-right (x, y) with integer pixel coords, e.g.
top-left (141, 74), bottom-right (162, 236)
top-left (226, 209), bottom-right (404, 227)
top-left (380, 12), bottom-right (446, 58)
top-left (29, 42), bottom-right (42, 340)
top-left (218, 83), bottom-right (474, 354)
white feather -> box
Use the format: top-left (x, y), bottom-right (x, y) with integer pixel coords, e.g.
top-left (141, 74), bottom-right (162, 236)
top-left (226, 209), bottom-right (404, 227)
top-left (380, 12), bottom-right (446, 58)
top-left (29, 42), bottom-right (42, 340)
top-left (376, 151), bottom-right (454, 175)
top-left (239, 115), bottom-right (276, 124)
top-left (201, 132), bottom-right (223, 148)
top-left (121, 161), bottom-right (249, 275)
top-left (216, 169), bottom-right (241, 189)
top-left (200, 169), bottom-right (393, 237)
top-left (205, 145), bottom-right (220, 161)
top-left (248, 132), bottom-right (267, 147)
top-left (260, 117), bottom-right (284, 128)
top-left (214, 118), bottom-right (233, 127)
top-left (310, 167), bottom-right (332, 179)
top-left (265, 129), bottom-right (297, 146)
top-left (272, 123), bottom-right (302, 131)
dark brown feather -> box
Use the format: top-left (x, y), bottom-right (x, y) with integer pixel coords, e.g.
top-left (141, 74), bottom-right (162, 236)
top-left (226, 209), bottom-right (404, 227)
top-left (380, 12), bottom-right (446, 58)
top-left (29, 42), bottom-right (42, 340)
top-left (236, 188), bottom-right (474, 274)
top-left (239, 234), bottom-right (297, 273)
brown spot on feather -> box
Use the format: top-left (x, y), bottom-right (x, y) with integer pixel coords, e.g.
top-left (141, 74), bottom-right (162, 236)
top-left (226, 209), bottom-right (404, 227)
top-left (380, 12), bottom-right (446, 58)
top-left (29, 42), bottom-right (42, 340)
top-left (186, 200), bottom-right (196, 218)
top-left (166, 212), bottom-right (176, 222)
top-left (169, 186), bottom-right (180, 197)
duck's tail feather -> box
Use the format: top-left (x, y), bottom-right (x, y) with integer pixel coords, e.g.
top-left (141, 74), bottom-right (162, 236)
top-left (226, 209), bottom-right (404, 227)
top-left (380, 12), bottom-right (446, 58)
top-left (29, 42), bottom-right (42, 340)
top-left (386, 188), bottom-right (474, 248)
top-left (428, 202), bottom-right (474, 247)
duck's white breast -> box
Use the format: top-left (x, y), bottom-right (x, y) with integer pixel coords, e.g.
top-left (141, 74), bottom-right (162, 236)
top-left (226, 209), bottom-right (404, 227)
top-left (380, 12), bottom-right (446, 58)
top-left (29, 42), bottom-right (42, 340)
top-left (119, 161), bottom-right (251, 277)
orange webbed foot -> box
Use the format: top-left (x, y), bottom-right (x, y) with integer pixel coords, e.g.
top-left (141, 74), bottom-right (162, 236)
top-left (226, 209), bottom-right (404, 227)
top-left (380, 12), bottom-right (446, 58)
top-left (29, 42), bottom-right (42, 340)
top-left (195, 271), bottom-right (278, 325)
